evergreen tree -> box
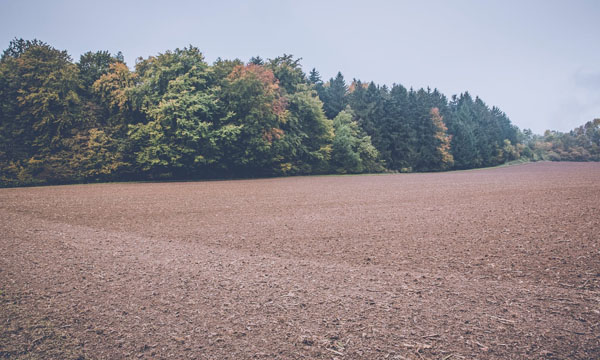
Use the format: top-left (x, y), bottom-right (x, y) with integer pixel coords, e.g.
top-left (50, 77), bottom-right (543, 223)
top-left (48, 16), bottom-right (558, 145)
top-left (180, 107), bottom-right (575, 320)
top-left (308, 68), bottom-right (325, 102)
top-left (446, 93), bottom-right (480, 168)
top-left (321, 72), bottom-right (347, 119)
top-left (308, 68), bottom-right (323, 86)
top-left (249, 56), bottom-right (264, 65)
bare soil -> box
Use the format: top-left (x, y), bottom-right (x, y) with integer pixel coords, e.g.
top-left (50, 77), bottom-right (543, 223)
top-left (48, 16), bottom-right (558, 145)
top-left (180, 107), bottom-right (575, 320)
top-left (1, 162), bottom-right (599, 359)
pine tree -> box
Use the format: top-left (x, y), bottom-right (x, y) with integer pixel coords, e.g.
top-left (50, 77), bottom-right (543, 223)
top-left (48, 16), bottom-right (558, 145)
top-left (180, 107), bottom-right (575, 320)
top-left (308, 68), bottom-right (322, 86)
top-left (322, 72), bottom-right (347, 119)
top-left (249, 56), bottom-right (264, 65)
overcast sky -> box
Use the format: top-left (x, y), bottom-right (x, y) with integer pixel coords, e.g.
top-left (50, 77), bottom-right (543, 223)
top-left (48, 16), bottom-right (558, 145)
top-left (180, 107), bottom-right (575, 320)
top-left (1, 0), bottom-right (599, 133)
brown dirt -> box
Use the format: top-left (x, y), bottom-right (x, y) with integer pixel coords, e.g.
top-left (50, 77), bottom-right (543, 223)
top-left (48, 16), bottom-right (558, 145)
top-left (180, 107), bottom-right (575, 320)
top-left (1, 162), bottom-right (599, 359)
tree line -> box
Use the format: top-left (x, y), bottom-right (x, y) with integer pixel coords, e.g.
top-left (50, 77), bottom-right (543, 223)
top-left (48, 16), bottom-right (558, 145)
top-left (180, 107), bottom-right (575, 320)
top-left (519, 120), bottom-right (600, 162)
top-left (0, 39), bottom-right (598, 187)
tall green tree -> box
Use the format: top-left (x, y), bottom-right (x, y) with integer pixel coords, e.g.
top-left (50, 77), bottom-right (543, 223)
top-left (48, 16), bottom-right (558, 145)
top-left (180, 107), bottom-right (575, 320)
top-left (382, 84), bottom-right (415, 171)
top-left (127, 46), bottom-right (217, 178)
top-left (0, 39), bottom-right (82, 184)
top-left (78, 51), bottom-right (120, 91)
top-left (347, 81), bottom-right (388, 161)
top-left (215, 64), bottom-right (287, 175)
top-left (446, 93), bottom-right (481, 168)
top-left (266, 54), bottom-right (306, 94)
top-left (275, 84), bottom-right (333, 174)
top-left (308, 68), bottom-right (323, 87)
top-left (321, 72), bottom-right (348, 119)
top-left (330, 108), bottom-right (382, 173)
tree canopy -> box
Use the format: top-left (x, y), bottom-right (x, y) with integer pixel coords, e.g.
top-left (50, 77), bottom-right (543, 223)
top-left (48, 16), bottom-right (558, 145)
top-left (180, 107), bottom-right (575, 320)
top-left (1, 38), bottom-right (594, 187)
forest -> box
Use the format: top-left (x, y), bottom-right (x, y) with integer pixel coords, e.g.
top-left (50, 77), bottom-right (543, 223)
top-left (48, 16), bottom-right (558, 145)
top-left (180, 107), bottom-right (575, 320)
top-left (1, 39), bottom-right (598, 187)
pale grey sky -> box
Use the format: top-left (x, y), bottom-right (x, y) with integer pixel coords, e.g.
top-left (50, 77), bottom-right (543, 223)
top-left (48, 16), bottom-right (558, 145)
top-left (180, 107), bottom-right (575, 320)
top-left (1, 0), bottom-right (599, 133)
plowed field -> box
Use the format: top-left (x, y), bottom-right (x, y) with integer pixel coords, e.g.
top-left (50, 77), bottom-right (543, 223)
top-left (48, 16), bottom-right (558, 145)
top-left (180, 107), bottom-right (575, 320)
top-left (1, 162), bottom-right (599, 359)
